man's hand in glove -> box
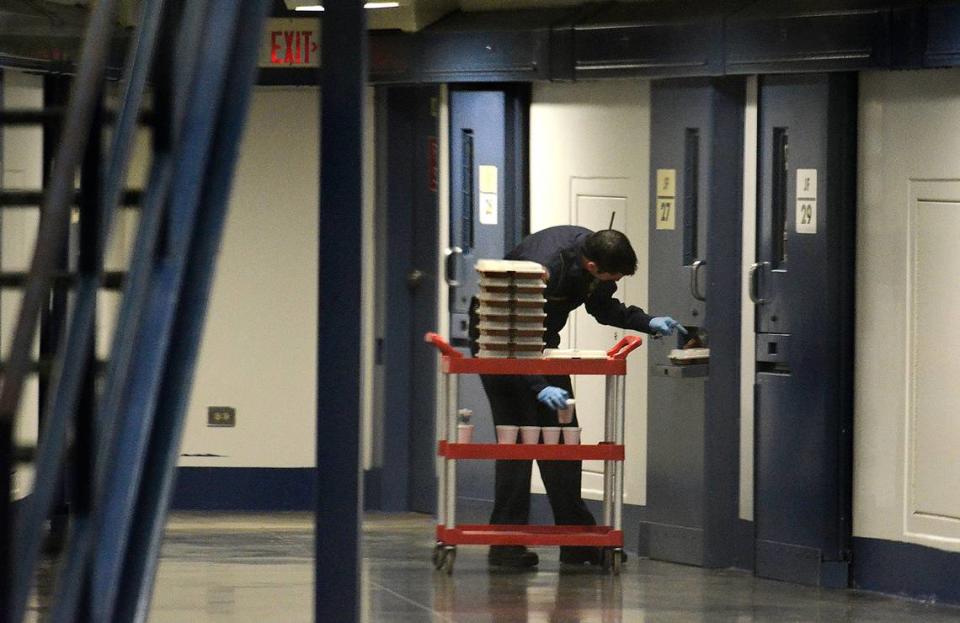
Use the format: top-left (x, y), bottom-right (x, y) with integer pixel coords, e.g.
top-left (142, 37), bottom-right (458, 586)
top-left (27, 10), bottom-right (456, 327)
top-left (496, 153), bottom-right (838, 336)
top-left (537, 386), bottom-right (570, 411)
top-left (649, 316), bottom-right (688, 337)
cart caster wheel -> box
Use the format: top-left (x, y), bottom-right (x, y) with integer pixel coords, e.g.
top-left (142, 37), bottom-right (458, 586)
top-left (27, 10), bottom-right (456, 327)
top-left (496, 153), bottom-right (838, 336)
top-left (440, 547), bottom-right (456, 575)
top-left (432, 544), bottom-right (444, 569)
top-left (603, 549), bottom-right (623, 574)
top-left (611, 549), bottom-right (623, 576)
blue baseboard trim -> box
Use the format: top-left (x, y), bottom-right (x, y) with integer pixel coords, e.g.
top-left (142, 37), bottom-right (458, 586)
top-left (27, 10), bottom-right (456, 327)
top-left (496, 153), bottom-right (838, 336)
top-left (172, 467), bottom-right (315, 511)
top-left (853, 537), bottom-right (960, 606)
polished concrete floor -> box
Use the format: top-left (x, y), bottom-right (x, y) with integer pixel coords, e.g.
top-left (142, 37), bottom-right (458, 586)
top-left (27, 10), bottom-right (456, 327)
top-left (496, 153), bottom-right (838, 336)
top-left (125, 512), bottom-right (960, 622)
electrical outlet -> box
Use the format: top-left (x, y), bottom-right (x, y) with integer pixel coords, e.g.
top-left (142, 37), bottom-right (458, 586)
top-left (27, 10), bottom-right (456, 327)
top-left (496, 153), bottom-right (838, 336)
top-left (208, 406), bottom-right (236, 427)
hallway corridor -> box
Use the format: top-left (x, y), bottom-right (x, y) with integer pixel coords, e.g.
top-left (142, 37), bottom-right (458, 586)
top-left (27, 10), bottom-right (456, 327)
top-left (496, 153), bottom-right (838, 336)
top-left (131, 513), bottom-right (960, 622)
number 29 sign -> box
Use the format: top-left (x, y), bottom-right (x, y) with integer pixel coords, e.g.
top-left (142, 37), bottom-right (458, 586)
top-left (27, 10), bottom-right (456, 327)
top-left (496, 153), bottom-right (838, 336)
top-left (795, 169), bottom-right (817, 235)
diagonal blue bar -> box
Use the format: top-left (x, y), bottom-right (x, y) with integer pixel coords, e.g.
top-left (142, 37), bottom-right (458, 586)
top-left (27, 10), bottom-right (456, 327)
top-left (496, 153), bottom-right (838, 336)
top-left (0, 0), bottom-right (121, 430)
top-left (88, 3), bottom-right (244, 620)
top-left (112, 4), bottom-right (270, 619)
top-left (9, 1), bottom-right (169, 622)
top-left (45, 155), bottom-right (175, 623)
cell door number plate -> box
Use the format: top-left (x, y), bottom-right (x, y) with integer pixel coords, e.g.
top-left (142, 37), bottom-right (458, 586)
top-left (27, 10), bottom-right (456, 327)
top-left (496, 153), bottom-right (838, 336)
top-left (656, 168), bottom-right (676, 231)
top-left (796, 168), bottom-right (817, 234)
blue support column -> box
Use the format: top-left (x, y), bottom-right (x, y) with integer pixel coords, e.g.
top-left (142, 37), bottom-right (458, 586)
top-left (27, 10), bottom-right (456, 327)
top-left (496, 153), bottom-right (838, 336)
top-left (317, 2), bottom-right (366, 622)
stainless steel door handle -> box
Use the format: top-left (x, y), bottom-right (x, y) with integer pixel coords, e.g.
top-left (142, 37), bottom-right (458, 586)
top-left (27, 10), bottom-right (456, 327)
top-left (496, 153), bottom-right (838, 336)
top-left (749, 261), bottom-right (769, 304)
top-left (690, 260), bottom-right (707, 302)
top-left (444, 246), bottom-right (463, 287)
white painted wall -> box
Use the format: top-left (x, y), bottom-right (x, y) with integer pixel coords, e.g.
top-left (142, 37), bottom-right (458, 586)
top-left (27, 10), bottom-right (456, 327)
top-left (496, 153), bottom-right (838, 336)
top-left (1, 70), bottom-right (43, 498)
top-left (179, 85), bottom-right (379, 469)
top-left (178, 87), bottom-right (319, 467)
top-left (856, 68), bottom-right (960, 552)
top-left (0, 80), bottom-right (372, 475)
top-left (529, 79), bottom-right (651, 504)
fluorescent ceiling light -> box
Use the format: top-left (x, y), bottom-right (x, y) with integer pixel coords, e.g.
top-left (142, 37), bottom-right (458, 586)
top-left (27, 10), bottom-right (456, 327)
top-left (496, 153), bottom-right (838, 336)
top-left (294, 2), bottom-right (400, 10)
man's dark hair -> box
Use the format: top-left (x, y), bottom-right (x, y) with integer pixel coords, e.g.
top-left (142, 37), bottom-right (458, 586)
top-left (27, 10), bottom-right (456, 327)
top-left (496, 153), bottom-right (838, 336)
top-left (582, 229), bottom-right (638, 275)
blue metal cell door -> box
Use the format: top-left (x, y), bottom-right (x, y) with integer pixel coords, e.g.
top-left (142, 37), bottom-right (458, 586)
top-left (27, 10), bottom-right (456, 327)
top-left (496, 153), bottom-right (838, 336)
top-left (644, 78), bottom-right (744, 568)
top-left (446, 86), bottom-right (527, 515)
top-left (380, 86), bottom-right (441, 513)
top-left (751, 74), bottom-right (856, 587)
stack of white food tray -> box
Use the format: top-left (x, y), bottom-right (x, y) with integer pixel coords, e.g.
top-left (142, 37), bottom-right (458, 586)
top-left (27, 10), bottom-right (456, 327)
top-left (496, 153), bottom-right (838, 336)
top-left (475, 259), bottom-right (547, 358)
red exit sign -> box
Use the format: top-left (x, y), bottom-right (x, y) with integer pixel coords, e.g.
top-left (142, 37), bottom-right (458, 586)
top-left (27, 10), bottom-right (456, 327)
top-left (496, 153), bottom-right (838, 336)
top-left (260, 19), bottom-right (321, 68)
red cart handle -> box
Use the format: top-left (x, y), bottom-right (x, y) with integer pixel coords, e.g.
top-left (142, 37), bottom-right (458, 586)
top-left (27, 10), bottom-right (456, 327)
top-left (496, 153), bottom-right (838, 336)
top-left (424, 332), bottom-right (463, 359)
top-left (607, 335), bottom-right (643, 359)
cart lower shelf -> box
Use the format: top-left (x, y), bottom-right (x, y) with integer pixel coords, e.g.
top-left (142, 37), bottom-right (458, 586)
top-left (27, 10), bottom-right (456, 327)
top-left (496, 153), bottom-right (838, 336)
top-left (439, 441), bottom-right (624, 461)
top-left (437, 524), bottom-right (623, 546)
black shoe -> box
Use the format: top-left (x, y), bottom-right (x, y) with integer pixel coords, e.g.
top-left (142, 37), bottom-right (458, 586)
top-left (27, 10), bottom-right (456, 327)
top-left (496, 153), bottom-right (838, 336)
top-left (559, 547), bottom-right (628, 566)
top-left (488, 545), bottom-right (539, 568)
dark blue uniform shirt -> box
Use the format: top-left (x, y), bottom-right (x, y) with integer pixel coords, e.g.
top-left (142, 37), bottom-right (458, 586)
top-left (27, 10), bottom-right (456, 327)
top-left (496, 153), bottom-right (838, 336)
top-left (499, 225), bottom-right (654, 394)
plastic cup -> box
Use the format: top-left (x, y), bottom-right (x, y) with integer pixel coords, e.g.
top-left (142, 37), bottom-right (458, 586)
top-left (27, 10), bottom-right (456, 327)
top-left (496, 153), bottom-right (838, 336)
top-left (457, 424), bottom-right (474, 444)
top-left (541, 427), bottom-right (562, 444)
top-left (558, 398), bottom-right (576, 424)
top-left (496, 425), bottom-right (519, 444)
top-left (520, 426), bottom-right (541, 444)
top-left (562, 427), bottom-right (581, 445)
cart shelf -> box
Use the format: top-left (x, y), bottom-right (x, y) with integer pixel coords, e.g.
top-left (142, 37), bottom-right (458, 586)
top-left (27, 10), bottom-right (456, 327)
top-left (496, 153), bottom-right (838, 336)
top-left (439, 441), bottom-right (624, 461)
top-left (443, 357), bottom-right (627, 375)
top-left (425, 332), bottom-right (642, 376)
top-left (437, 524), bottom-right (624, 547)
top-left (426, 331), bottom-right (641, 574)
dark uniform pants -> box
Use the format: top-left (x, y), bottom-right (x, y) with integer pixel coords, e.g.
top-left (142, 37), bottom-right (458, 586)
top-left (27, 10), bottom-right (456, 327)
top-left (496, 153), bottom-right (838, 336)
top-left (479, 373), bottom-right (596, 527)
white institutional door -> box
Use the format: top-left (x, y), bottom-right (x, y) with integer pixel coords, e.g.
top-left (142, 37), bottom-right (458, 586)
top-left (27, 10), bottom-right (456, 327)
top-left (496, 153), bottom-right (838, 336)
top-left (572, 192), bottom-right (626, 497)
top-left (532, 177), bottom-right (634, 500)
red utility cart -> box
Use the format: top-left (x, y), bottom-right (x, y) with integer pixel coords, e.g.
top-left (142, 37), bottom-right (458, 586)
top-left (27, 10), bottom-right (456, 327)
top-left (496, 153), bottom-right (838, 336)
top-left (424, 332), bottom-right (643, 574)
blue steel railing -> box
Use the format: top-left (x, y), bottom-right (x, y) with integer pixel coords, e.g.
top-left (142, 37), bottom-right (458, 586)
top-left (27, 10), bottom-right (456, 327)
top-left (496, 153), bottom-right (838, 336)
top-left (0, 1), bottom-right (270, 621)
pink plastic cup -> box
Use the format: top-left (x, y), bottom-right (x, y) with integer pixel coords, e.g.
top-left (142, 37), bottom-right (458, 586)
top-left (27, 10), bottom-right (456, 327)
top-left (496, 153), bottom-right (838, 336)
top-left (541, 427), bottom-right (562, 444)
top-left (520, 426), bottom-right (541, 444)
top-left (457, 424), bottom-right (474, 443)
top-left (496, 425), bottom-right (519, 444)
top-left (562, 427), bottom-right (581, 445)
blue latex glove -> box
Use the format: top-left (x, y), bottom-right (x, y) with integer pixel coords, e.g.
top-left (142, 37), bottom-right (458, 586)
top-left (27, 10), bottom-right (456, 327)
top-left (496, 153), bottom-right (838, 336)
top-left (537, 386), bottom-right (570, 411)
top-left (649, 316), bottom-right (688, 337)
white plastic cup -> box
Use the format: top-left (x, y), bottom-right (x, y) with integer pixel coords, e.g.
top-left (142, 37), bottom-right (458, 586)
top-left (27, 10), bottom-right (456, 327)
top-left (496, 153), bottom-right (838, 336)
top-left (457, 424), bottom-right (474, 444)
top-left (520, 426), bottom-right (541, 444)
top-left (558, 398), bottom-right (576, 425)
top-left (562, 427), bottom-right (581, 445)
top-left (541, 427), bottom-right (562, 445)
top-left (496, 425), bottom-right (519, 444)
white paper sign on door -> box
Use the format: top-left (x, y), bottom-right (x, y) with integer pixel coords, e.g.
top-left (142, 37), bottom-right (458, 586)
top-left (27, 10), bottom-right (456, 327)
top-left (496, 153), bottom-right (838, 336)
top-left (478, 165), bottom-right (499, 225)
top-left (479, 192), bottom-right (498, 225)
top-left (655, 168), bottom-right (676, 230)
top-left (795, 168), bottom-right (817, 234)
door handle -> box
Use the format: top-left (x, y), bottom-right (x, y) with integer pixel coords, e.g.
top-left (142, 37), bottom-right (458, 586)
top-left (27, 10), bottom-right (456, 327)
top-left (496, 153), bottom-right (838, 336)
top-left (690, 260), bottom-right (707, 302)
top-left (749, 261), bottom-right (769, 304)
top-left (444, 246), bottom-right (463, 287)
